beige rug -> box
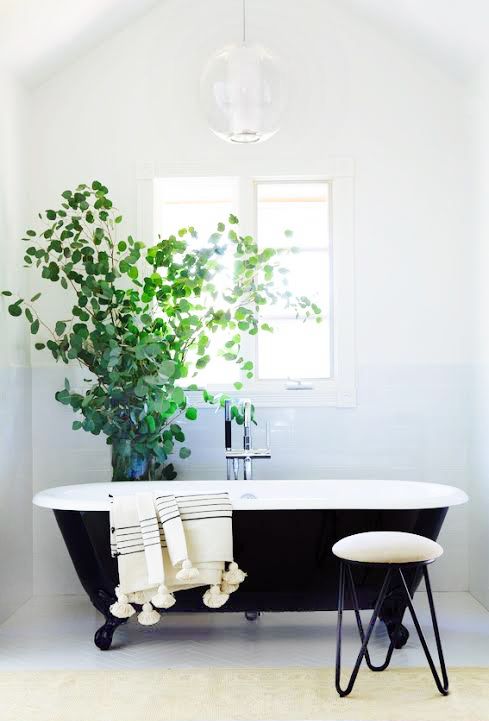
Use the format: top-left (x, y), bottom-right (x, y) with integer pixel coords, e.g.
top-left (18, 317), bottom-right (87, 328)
top-left (0, 667), bottom-right (488, 721)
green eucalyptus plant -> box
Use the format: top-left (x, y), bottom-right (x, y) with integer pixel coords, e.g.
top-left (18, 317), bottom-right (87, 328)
top-left (2, 181), bottom-right (321, 480)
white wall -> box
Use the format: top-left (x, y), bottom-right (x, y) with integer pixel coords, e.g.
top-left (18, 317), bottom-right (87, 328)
top-left (0, 71), bottom-right (33, 620)
top-left (469, 68), bottom-right (489, 609)
top-left (29, 0), bottom-right (472, 594)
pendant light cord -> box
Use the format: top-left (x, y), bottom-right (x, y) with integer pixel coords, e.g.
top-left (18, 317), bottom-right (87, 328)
top-left (242, 0), bottom-right (246, 44)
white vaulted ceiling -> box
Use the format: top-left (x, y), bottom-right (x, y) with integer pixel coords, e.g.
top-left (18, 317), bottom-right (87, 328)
top-left (0, 0), bottom-right (162, 85)
top-left (0, 0), bottom-right (488, 85)
top-left (347, 0), bottom-right (489, 75)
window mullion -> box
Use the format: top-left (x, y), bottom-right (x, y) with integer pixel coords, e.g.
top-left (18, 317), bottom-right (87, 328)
top-left (236, 175), bottom-right (258, 385)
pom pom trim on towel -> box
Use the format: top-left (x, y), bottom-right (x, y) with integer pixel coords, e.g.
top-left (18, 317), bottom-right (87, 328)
top-left (221, 580), bottom-right (239, 594)
top-left (151, 584), bottom-right (176, 609)
top-left (127, 590), bottom-right (147, 604)
top-left (203, 584), bottom-right (230, 609)
top-left (138, 602), bottom-right (161, 625)
top-left (223, 562), bottom-right (247, 585)
top-left (110, 587), bottom-right (136, 619)
top-left (176, 559), bottom-right (200, 581)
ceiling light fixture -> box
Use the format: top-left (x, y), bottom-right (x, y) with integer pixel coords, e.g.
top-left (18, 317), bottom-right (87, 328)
top-left (200, 0), bottom-right (285, 144)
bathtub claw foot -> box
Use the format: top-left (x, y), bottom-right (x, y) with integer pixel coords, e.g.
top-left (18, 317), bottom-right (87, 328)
top-left (386, 621), bottom-right (409, 649)
top-left (94, 616), bottom-right (127, 650)
top-left (379, 588), bottom-right (410, 648)
top-left (244, 611), bottom-right (261, 621)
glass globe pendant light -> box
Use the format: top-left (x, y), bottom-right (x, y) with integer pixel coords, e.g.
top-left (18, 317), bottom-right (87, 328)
top-left (200, 0), bottom-right (285, 144)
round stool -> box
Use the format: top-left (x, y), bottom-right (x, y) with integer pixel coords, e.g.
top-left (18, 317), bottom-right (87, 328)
top-left (332, 531), bottom-right (448, 697)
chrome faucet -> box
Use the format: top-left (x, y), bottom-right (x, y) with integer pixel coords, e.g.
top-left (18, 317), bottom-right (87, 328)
top-left (243, 399), bottom-right (252, 480)
top-left (224, 399), bottom-right (271, 480)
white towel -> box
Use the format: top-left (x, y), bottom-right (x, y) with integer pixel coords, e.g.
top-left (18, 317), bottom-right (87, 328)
top-left (175, 492), bottom-right (234, 564)
top-left (109, 490), bottom-right (246, 623)
top-left (137, 493), bottom-right (164, 587)
top-left (154, 494), bottom-right (191, 567)
top-left (110, 494), bottom-right (158, 595)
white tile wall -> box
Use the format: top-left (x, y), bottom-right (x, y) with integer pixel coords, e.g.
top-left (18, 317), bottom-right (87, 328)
top-left (0, 367), bottom-right (32, 620)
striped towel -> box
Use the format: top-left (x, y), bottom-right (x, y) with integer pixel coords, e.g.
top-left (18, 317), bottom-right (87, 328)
top-left (109, 491), bottom-right (247, 625)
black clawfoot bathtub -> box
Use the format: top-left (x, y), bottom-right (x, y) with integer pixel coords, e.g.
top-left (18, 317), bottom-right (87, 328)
top-left (33, 479), bottom-right (467, 650)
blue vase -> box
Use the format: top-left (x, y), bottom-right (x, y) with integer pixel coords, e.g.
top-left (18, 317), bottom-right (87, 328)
top-left (111, 438), bottom-right (151, 481)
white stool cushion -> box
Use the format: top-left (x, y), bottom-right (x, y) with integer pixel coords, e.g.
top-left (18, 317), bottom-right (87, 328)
top-left (332, 531), bottom-right (443, 564)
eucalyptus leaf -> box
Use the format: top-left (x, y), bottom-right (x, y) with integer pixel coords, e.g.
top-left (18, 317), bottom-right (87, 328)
top-left (8, 302), bottom-right (22, 317)
top-left (160, 360), bottom-right (176, 378)
top-left (172, 387), bottom-right (185, 406)
top-left (185, 407), bottom-right (198, 421)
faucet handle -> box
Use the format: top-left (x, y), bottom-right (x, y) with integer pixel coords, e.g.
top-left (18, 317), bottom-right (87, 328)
top-left (224, 399), bottom-right (232, 450)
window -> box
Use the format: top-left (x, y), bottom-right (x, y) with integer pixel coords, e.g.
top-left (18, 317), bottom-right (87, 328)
top-left (138, 164), bottom-right (355, 406)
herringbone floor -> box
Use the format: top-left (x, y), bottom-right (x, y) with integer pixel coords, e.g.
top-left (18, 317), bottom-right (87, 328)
top-left (0, 593), bottom-right (488, 670)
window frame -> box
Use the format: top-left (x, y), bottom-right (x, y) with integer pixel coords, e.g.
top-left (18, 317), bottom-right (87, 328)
top-left (137, 161), bottom-right (356, 408)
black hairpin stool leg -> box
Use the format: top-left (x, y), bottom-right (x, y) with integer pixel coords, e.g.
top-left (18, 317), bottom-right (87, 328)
top-left (398, 567), bottom-right (449, 695)
top-left (345, 564), bottom-right (401, 672)
top-left (336, 564), bottom-right (394, 697)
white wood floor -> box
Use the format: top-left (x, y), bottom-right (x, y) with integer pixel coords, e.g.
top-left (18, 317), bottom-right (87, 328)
top-left (0, 592), bottom-right (488, 671)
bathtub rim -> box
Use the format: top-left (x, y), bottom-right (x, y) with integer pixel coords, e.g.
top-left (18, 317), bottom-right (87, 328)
top-left (33, 479), bottom-right (469, 512)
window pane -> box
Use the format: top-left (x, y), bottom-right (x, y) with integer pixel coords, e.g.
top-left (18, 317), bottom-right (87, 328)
top-left (256, 180), bottom-right (332, 380)
top-left (258, 318), bottom-right (330, 379)
top-left (155, 177), bottom-right (237, 249)
top-left (262, 250), bottom-right (329, 319)
top-left (154, 177), bottom-right (238, 386)
top-left (256, 181), bottom-right (329, 249)
top-left (155, 175), bottom-right (235, 299)
top-left (189, 330), bottom-right (239, 386)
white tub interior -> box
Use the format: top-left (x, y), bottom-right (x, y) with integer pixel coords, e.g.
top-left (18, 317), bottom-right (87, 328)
top-left (33, 479), bottom-right (468, 512)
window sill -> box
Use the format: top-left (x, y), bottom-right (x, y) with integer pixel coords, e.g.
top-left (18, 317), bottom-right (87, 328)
top-left (186, 382), bottom-right (356, 408)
